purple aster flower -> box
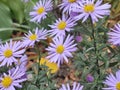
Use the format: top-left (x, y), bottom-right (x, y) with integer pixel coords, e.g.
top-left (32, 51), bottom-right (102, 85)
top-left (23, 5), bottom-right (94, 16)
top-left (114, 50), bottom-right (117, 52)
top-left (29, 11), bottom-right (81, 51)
top-left (59, 0), bottom-right (80, 14)
top-left (0, 66), bottom-right (27, 90)
top-left (59, 82), bottom-right (83, 90)
top-left (108, 24), bottom-right (120, 46)
top-left (22, 28), bottom-right (48, 47)
top-left (73, 0), bottom-right (111, 23)
top-left (0, 40), bottom-right (25, 67)
top-left (46, 35), bottom-right (77, 66)
top-left (48, 14), bottom-right (77, 38)
top-left (103, 70), bottom-right (120, 90)
top-left (29, 0), bottom-right (53, 23)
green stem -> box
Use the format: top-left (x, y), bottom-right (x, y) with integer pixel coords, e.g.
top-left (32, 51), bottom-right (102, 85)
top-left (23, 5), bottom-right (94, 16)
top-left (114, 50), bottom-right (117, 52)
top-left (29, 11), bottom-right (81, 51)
top-left (0, 28), bottom-right (27, 33)
top-left (2, 37), bottom-right (23, 43)
top-left (89, 16), bottom-right (100, 90)
top-left (89, 17), bottom-right (99, 74)
top-left (13, 23), bottom-right (30, 29)
top-left (35, 43), bottom-right (41, 75)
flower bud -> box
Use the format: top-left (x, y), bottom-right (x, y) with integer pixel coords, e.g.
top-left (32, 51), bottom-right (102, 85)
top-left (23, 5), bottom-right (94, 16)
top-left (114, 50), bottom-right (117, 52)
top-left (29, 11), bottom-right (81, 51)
top-left (86, 74), bottom-right (94, 82)
top-left (75, 35), bottom-right (83, 43)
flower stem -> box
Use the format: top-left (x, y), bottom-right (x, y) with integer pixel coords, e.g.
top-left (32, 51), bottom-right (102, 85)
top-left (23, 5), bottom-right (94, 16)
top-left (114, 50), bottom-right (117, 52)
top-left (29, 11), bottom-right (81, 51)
top-left (13, 23), bottom-right (30, 29)
top-left (89, 17), bottom-right (100, 75)
top-left (35, 43), bottom-right (41, 75)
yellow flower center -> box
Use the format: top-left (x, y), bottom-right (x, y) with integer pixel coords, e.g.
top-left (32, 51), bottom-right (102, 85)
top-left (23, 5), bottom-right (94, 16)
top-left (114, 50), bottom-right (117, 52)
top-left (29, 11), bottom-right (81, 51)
top-left (29, 34), bottom-right (37, 41)
top-left (68, 0), bottom-right (76, 3)
top-left (57, 21), bottom-right (67, 30)
top-left (84, 4), bottom-right (95, 13)
top-left (4, 49), bottom-right (13, 58)
top-left (116, 82), bottom-right (120, 90)
top-left (56, 45), bottom-right (64, 54)
top-left (1, 76), bottom-right (13, 88)
top-left (40, 58), bottom-right (59, 74)
top-left (37, 7), bottom-right (45, 14)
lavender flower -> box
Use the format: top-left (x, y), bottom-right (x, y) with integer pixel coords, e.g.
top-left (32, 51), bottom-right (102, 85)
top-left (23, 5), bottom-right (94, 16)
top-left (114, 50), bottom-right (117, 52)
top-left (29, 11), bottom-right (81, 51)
top-left (108, 24), bottom-right (120, 46)
top-left (22, 28), bottom-right (48, 47)
top-left (59, 0), bottom-right (80, 14)
top-left (73, 0), bottom-right (111, 23)
top-left (46, 35), bottom-right (77, 66)
top-left (0, 40), bottom-right (25, 67)
top-left (0, 66), bottom-right (27, 90)
top-left (103, 70), bottom-right (120, 90)
top-left (30, 0), bottom-right (53, 23)
top-left (59, 82), bottom-right (83, 90)
top-left (49, 14), bottom-right (77, 38)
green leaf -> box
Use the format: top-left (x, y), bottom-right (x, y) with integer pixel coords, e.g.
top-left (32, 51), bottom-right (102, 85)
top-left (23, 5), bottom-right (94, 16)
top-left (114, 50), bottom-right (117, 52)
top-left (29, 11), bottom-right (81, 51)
top-left (0, 2), bottom-right (12, 40)
top-left (0, 28), bottom-right (27, 32)
top-left (7, 0), bottom-right (24, 24)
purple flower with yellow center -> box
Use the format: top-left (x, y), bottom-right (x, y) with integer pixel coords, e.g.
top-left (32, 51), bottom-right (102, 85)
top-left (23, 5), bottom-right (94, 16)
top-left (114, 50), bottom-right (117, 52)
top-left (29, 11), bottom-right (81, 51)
top-left (29, 0), bottom-right (53, 23)
top-left (0, 40), bottom-right (25, 67)
top-left (0, 66), bottom-right (27, 90)
top-left (59, 0), bottom-right (80, 14)
top-left (22, 28), bottom-right (48, 47)
top-left (59, 82), bottom-right (83, 90)
top-left (49, 15), bottom-right (77, 38)
top-left (46, 35), bottom-right (77, 66)
top-left (103, 70), bottom-right (120, 90)
top-left (73, 0), bottom-right (111, 23)
top-left (108, 24), bottom-right (120, 46)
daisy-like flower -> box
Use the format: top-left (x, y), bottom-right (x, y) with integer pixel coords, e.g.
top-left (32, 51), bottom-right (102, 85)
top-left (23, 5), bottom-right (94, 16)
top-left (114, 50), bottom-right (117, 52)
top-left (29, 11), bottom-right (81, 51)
top-left (108, 24), bottom-right (120, 46)
top-left (0, 66), bottom-right (27, 90)
top-left (29, 0), bottom-right (53, 23)
top-left (73, 0), bottom-right (111, 23)
top-left (22, 28), bottom-right (48, 47)
top-left (46, 35), bottom-right (77, 66)
top-left (59, 82), bottom-right (83, 90)
top-left (49, 15), bottom-right (77, 38)
top-left (103, 70), bottom-right (120, 90)
top-left (0, 40), bottom-right (25, 67)
top-left (40, 58), bottom-right (59, 74)
top-left (59, 0), bottom-right (80, 14)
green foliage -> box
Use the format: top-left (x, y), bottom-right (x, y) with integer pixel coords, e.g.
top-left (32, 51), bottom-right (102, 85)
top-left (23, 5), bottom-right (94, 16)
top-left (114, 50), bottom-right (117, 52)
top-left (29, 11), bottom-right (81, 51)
top-left (0, 0), bottom-right (120, 90)
top-left (0, 2), bottom-right (12, 40)
top-left (7, 0), bottom-right (24, 24)
top-left (0, 0), bottom-right (28, 41)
